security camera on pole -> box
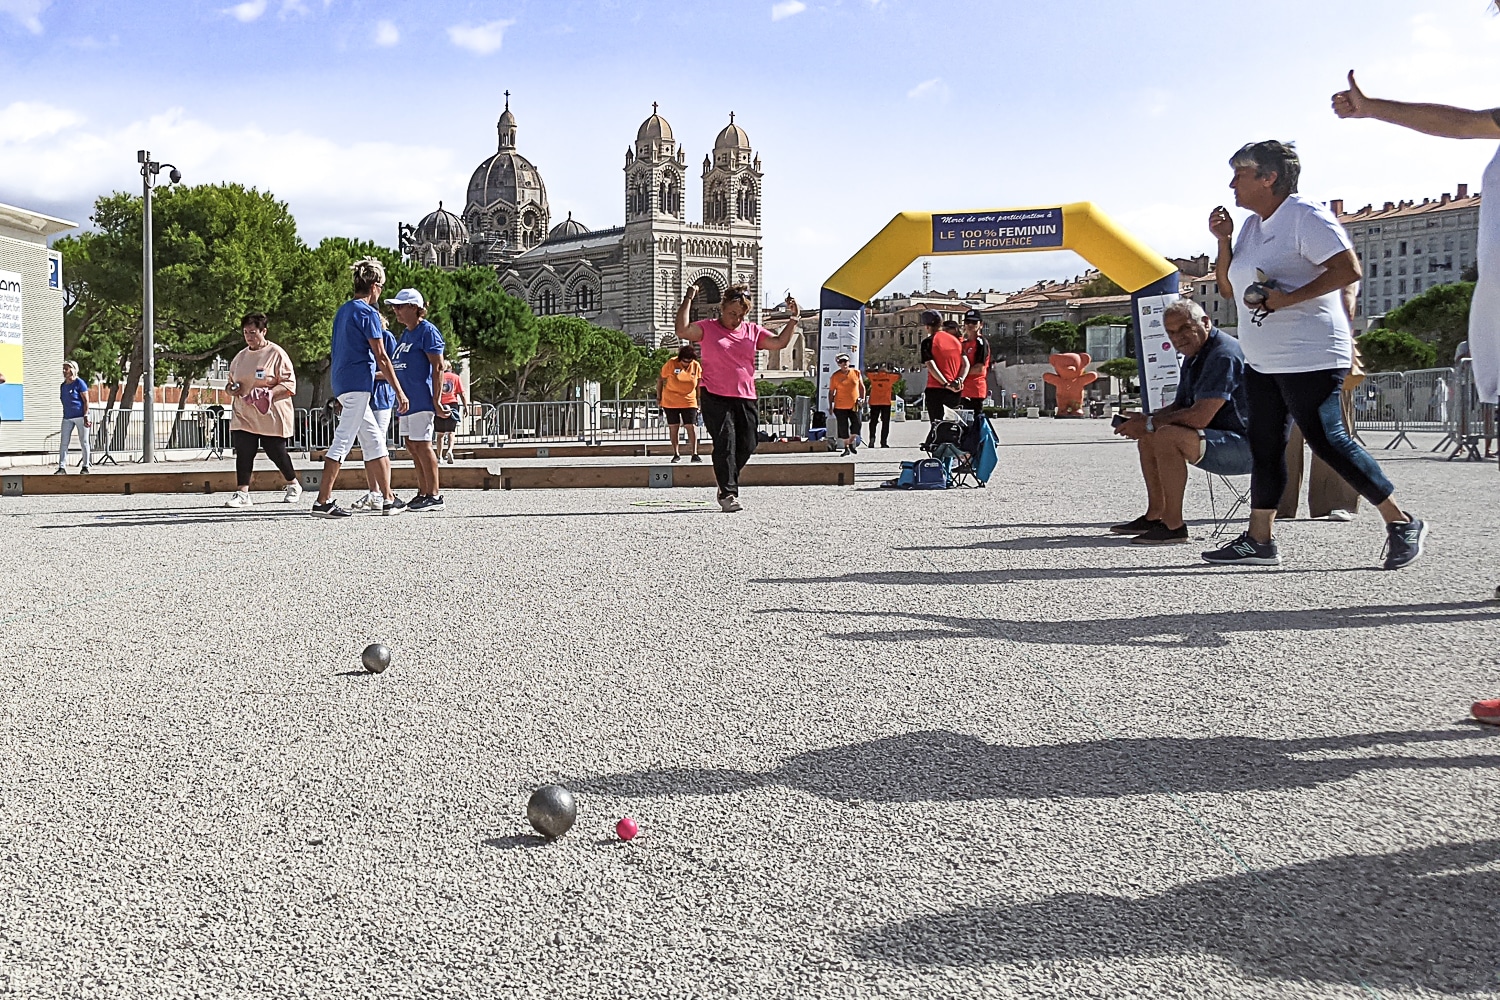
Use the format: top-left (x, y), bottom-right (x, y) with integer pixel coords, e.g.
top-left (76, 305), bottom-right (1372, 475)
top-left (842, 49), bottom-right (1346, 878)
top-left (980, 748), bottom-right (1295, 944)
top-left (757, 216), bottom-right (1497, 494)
top-left (137, 150), bottom-right (181, 463)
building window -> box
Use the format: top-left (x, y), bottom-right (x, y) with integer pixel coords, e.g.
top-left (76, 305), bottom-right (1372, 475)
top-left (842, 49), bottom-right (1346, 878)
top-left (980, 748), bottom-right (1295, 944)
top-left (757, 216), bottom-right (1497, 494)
top-left (1383, 280), bottom-right (1392, 295)
top-left (1370, 262), bottom-right (1378, 278)
top-left (537, 287), bottom-right (557, 315)
top-left (1399, 279), bottom-right (1407, 295)
top-left (573, 286), bottom-right (596, 313)
top-left (1384, 248), bottom-right (1392, 258)
top-left (1384, 298), bottom-right (1392, 311)
top-left (1399, 241), bottom-right (1407, 255)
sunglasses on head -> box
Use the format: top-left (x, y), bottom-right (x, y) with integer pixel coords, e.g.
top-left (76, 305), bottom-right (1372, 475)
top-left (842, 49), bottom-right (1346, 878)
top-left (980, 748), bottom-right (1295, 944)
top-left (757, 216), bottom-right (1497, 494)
top-left (723, 291), bottom-right (749, 303)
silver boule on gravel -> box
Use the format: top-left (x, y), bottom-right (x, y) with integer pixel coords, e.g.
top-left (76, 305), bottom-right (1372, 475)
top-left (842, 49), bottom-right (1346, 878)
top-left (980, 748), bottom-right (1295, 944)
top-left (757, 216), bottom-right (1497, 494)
top-left (526, 784), bottom-right (578, 839)
top-left (361, 643), bottom-right (391, 674)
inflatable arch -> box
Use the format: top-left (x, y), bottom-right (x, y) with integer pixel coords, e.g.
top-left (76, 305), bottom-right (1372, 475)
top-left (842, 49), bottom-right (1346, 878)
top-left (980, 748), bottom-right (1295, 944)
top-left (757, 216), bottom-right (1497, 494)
top-left (818, 203), bottom-right (1181, 412)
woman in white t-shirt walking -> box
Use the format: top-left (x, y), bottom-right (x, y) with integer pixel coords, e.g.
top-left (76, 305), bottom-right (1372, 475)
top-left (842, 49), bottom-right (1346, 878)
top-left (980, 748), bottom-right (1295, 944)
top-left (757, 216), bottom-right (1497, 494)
top-left (1329, 64), bottom-right (1500, 718)
top-left (1202, 140), bottom-right (1426, 570)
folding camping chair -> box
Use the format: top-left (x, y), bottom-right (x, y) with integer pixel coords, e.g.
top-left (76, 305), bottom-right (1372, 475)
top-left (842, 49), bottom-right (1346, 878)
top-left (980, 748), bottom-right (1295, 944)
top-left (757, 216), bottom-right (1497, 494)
top-left (1202, 471), bottom-right (1251, 537)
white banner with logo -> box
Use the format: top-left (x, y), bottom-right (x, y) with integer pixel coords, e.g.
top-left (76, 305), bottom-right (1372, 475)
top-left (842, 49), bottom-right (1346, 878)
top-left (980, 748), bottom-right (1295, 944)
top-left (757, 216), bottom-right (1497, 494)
top-left (817, 308), bottom-right (862, 412)
top-left (0, 269), bottom-right (21, 346)
top-left (1134, 293), bottom-right (1182, 413)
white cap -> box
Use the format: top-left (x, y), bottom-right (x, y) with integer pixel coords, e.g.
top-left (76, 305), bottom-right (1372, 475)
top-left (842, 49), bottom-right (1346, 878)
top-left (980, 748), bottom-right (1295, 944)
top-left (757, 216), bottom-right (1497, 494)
top-left (383, 288), bottom-right (425, 309)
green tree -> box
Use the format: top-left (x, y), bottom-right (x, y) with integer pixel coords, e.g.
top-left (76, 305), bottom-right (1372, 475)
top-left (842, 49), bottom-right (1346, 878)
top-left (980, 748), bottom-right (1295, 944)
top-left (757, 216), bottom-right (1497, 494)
top-left (1097, 357), bottom-right (1139, 389)
top-left (1357, 328), bottom-right (1437, 373)
top-left (1083, 314), bottom-right (1132, 329)
top-left (1030, 320), bottom-right (1081, 354)
top-left (448, 268), bottom-right (538, 401)
top-left (1079, 273), bottom-right (1125, 297)
top-left (1384, 281), bottom-right (1473, 364)
top-left (776, 377), bottom-right (818, 398)
top-left (634, 346), bottom-right (677, 397)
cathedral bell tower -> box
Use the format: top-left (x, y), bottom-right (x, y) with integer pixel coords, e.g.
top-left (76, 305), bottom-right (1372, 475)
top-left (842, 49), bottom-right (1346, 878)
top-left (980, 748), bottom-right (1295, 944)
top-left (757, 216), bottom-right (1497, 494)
top-left (702, 112), bottom-right (761, 228)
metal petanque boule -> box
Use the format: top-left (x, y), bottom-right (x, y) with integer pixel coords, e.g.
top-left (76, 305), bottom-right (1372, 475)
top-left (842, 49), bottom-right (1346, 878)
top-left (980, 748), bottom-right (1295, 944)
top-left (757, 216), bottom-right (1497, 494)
top-left (526, 785), bottom-right (577, 840)
top-left (361, 643), bottom-right (391, 674)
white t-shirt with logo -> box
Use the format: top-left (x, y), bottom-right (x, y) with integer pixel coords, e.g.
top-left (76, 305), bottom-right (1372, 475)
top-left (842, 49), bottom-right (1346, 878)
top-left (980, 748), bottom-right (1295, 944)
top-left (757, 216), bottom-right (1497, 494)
top-left (1228, 193), bottom-right (1355, 373)
top-left (1470, 145), bottom-right (1500, 404)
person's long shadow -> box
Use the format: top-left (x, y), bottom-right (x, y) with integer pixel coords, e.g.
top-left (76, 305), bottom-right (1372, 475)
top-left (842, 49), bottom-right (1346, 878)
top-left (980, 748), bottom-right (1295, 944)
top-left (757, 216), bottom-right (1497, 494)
top-left (849, 838), bottom-right (1500, 995)
top-left (570, 727), bottom-right (1500, 803)
top-left (756, 602), bottom-right (1500, 647)
top-left (752, 565), bottom-right (1377, 588)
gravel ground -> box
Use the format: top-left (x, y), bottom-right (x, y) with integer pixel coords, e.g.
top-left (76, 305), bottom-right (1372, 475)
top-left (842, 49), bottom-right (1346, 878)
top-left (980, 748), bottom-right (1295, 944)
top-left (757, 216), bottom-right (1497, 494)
top-left (2, 417), bottom-right (1498, 999)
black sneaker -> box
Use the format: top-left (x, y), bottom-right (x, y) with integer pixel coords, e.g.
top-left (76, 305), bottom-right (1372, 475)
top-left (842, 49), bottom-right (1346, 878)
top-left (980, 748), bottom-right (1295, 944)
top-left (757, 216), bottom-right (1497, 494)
top-left (311, 500), bottom-right (352, 519)
top-left (1110, 515), bottom-right (1161, 536)
top-left (381, 496), bottom-right (406, 516)
top-left (690, 454), bottom-right (702, 463)
top-left (1202, 531), bottom-right (1280, 566)
top-left (1382, 516), bottom-right (1428, 570)
top-left (408, 494), bottom-right (445, 512)
top-left (1132, 523), bottom-right (1189, 545)
top-left (422, 494), bottom-right (445, 511)
top-left (671, 455), bottom-right (681, 464)
top-left (850, 441), bottom-right (859, 454)
top-left (841, 447), bottom-right (851, 457)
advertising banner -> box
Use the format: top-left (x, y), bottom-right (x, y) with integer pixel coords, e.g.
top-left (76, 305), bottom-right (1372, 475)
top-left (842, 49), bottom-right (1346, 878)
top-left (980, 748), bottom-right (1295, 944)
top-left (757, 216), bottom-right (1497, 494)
top-left (817, 308), bottom-right (862, 412)
top-left (932, 209), bottom-right (1063, 254)
top-left (0, 269), bottom-right (23, 420)
top-left (1134, 293), bottom-right (1181, 413)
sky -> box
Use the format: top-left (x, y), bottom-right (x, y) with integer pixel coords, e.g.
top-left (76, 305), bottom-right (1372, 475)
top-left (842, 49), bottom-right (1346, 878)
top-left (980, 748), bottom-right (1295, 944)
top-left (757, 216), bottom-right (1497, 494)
top-left (2, 0), bottom-right (1499, 305)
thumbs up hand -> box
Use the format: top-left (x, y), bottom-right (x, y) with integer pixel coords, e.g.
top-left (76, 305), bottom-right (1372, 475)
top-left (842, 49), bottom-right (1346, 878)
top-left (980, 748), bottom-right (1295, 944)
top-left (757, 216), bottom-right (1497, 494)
top-left (1332, 70), bottom-right (1369, 119)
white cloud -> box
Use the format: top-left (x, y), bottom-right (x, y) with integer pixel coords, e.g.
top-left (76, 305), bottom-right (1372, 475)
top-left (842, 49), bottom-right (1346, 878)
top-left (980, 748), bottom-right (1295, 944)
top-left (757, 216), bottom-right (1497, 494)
top-left (0, 0), bottom-right (49, 33)
top-left (906, 77), bottom-right (949, 102)
top-left (373, 19), bottom-right (398, 47)
top-left (447, 18), bottom-right (515, 55)
top-left (771, 1), bottom-right (806, 20)
top-left (0, 101), bottom-right (83, 143)
top-left (0, 103), bottom-right (466, 246)
top-left (223, 0), bottom-right (268, 23)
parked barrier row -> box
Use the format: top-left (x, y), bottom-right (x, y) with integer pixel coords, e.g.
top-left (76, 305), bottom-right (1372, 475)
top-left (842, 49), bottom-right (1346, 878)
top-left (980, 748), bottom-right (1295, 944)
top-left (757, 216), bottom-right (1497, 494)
top-left (1350, 359), bottom-right (1495, 460)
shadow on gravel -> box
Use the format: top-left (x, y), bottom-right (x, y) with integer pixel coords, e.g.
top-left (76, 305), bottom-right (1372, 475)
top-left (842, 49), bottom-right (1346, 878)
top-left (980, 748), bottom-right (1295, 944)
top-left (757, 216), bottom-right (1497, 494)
top-left (757, 602), bottom-right (1499, 648)
top-left (899, 533), bottom-right (1139, 552)
top-left (457, 509), bottom-right (716, 520)
top-left (754, 564), bottom-right (1376, 590)
top-left (847, 838), bottom-right (1500, 995)
top-left (569, 727), bottom-right (1500, 804)
top-left (39, 510), bottom-right (308, 528)
top-left (483, 833), bottom-right (552, 850)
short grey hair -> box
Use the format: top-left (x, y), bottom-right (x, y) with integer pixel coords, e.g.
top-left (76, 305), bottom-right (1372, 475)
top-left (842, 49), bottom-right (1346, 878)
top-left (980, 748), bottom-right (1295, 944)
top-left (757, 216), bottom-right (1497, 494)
top-left (1163, 298), bottom-right (1209, 324)
top-left (1229, 140), bottom-right (1300, 198)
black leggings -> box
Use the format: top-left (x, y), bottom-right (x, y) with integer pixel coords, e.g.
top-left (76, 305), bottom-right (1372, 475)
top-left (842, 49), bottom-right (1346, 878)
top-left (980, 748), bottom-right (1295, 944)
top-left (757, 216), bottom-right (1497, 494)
top-left (868, 405), bottom-right (891, 445)
top-left (1245, 367), bottom-right (1395, 511)
top-left (699, 390), bottom-right (759, 498)
top-left (232, 430), bottom-right (296, 488)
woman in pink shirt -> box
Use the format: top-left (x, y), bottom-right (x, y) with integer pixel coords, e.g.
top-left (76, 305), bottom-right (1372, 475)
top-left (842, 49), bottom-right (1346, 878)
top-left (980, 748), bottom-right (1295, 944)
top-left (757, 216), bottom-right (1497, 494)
top-left (675, 284), bottom-right (800, 512)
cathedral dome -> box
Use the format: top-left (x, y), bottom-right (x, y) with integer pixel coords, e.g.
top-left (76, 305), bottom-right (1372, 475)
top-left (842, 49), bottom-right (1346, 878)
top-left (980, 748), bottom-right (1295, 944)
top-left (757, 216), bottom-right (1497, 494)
top-left (415, 201), bottom-right (468, 244)
top-left (714, 114), bottom-right (751, 151)
top-left (467, 95), bottom-right (549, 216)
top-left (547, 212), bottom-right (590, 241)
top-left (636, 104), bottom-right (674, 147)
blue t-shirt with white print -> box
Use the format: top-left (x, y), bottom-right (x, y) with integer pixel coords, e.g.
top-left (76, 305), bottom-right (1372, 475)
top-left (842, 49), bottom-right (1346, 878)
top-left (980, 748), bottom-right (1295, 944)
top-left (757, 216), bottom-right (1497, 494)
top-left (392, 320), bottom-right (445, 414)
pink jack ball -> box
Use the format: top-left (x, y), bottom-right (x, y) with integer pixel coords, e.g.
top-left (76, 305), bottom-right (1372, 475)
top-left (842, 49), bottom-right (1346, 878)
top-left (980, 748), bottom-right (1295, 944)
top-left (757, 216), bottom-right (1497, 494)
top-left (615, 817), bottom-right (638, 842)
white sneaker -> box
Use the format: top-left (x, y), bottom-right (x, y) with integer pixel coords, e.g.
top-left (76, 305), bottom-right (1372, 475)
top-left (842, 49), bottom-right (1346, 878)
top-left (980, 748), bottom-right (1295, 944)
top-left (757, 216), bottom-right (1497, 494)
top-left (282, 481), bottom-right (303, 504)
top-left (718, 494), bottom-right (743, 513)
top-left (1325, 508), bottom-right (1355, 522)
top-left (224, 490), bottom-right (253, 508)
top-left (348, 493), bottom-right (379, 512)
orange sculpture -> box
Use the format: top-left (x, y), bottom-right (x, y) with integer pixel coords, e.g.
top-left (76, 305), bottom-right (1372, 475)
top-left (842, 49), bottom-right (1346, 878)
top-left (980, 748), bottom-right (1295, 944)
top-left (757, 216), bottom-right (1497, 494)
top-left (1043, 352), bottom-right (1098, 417)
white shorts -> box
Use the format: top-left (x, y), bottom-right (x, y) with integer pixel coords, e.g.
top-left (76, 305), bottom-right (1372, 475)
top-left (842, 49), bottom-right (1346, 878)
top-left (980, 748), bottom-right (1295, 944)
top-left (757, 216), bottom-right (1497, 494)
top-left (372, 406), bottom-right (393, 437)
top-left (326, 391), bottom-right (389, 463)
top-left (399, 410), bottom-right (435, 442)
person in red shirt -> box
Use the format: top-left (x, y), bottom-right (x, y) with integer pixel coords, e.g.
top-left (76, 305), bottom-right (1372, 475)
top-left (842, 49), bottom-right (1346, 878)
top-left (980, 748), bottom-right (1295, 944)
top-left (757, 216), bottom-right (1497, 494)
top-left (436, 360), bottom-right (466, 464)
top-left (960, 309), bottom-right (991, 418)
top-left (922, 311), bottom-right (967, 422)
top-left (865, 364), bottom-right (900, 447)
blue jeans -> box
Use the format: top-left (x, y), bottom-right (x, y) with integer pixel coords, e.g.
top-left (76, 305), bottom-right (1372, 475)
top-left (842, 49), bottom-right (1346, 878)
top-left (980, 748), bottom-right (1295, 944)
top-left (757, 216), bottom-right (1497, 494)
top-left (1245, 367), bottom-right (1394, 510)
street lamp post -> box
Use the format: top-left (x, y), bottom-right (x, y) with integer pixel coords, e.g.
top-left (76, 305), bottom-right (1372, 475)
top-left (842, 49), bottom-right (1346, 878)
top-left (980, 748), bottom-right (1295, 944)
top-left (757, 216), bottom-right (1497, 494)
top-left (137, 150), bottom-right (180, 463)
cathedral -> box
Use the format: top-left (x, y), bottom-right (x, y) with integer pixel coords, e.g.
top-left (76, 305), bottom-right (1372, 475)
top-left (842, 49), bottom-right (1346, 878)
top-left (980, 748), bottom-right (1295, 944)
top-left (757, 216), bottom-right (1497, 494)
top-left (402, 95), bottom-right (765, 347)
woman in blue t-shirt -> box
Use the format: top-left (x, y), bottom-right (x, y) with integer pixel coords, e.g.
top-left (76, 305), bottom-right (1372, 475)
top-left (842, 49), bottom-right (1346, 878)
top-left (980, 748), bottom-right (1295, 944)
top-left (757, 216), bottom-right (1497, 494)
top-left (350, 320), bottom-right (401, 512)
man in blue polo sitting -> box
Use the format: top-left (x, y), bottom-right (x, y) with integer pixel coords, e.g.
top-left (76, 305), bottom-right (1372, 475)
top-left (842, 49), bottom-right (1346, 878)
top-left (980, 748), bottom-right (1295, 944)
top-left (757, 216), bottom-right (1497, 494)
top-left (1109, 298), bottom-right (1251, 545)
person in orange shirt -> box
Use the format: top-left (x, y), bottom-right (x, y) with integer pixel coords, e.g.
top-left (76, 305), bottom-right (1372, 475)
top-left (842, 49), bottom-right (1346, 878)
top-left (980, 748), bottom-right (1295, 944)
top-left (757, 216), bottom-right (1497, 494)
top-left (658, 344), bottom-right (703, 463)
top-left (828, 353), bottom-right (865, 456)
top-left (866, 363), bottom-right (900, 448)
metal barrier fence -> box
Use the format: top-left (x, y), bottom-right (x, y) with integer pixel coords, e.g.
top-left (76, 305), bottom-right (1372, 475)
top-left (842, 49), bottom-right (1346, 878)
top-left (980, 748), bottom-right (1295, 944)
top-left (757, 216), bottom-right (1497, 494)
top-left (1350, 359), bottom-right (1496, 460)
top-left (288, 395), bottom-right (800, 453)
top-left (44, 404), bottom-right (230, 465)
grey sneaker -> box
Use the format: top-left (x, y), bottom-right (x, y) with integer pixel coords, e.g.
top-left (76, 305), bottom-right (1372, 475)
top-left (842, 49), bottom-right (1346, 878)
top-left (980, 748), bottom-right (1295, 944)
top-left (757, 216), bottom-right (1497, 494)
top-left (349, 493), bottom-right (379, 512)
top-left (1202, 531), bottom-right (1280, 566)
top-left (381, 496), bottom-right (407, 516)
top-left (1382, 516), bottom-right (1428, 570)
top-left (310, 500), bottom-right (352, 519)
top-left (718, 493), bottom-right (742, 513)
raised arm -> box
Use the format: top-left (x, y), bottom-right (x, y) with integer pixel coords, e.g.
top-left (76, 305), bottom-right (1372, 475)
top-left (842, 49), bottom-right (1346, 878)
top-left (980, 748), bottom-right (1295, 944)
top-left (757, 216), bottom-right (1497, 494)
top-left (1333, 71), bottom-right (1500, 139)
top-left (1209, 206), bottom-right (1235, 301)
top-left (758, 296), bottom-right (801, 351)
top-left (676, 288), bottom-right (704, 343)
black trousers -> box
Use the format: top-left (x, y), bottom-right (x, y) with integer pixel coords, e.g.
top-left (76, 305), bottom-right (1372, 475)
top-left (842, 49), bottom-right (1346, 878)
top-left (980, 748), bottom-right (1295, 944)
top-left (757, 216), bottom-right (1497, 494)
top-left (924, 386), bottom-right (962, 421)
top-left (834, 407), bottom-right (862, 440)
top-left (1244, 367), bottom-right (1395, 510)
top-left (868, 405), bottom-right (891, 445)
top-left (232, 430), bottom-right (296, 487)
top-left (961, 396), bottom-right (986, 419)
top-left (699, 390), bottom-right (759, 497)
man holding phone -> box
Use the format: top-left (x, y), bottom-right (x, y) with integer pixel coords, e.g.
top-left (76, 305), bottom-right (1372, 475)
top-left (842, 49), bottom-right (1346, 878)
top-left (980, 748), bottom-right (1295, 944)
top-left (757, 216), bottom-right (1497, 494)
top-left (1109, 299), bottom-right (1251, 545)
